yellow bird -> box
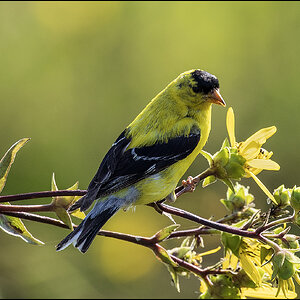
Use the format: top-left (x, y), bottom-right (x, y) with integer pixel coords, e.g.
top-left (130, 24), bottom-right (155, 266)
top-left (56, 69), bottom-right (225, 253)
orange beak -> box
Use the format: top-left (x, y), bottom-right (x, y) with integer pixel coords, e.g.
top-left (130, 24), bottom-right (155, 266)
top-left (210, 88), bottom-right (226, 107)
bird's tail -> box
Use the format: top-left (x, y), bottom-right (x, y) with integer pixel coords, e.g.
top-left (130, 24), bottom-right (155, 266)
top-left (56, 198), bottom-right (123, 253)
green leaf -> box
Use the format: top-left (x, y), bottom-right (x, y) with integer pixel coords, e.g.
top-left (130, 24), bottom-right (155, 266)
top-left (0, 203), bottom-right (44, 245)
top-left (202, 175), bottom-right (216, 188)
top-left (169, 246), bottom-right (191, 259)
top-left (154, 224), bottom-right (180, 242)
top-left (0, 139), bottom-right (43, 245)
top-left (55, 207), bottom-right (73, 230)
top-left (213, 147), bottom-right (230, 167)
top-left (51, 173), bottom-right (79, 208)
top-left (199, 150), bottom-right (213, 166)
top-left (0, 138), bottom-right (30, 193)
top-left (260, 246), bottom-right (273, 265)
top-left (221, 137), bottom-right (230, 149)
top-left (154, 246), bottom-right (178, 268)
top-left (51, 173), bottom-right (85, 225)
top-left (221, 232), bottom-right (242, 257)
top-left (221, 178), bottom-right (235, 193)
top-left (167, 266), bottom-right (181, 292)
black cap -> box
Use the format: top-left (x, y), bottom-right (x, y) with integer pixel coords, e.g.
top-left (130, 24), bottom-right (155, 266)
top-left (191, 70), bottom-right (219, 94)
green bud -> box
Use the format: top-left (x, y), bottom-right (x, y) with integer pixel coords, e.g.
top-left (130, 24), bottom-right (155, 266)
top-left (285, 235), bottom-right (300, 249)
top-left (272, 250), bottom-right (298, 280)
top-left (199, 274), bottom-right (241, 299)
top-left (273, 185), bottom-right (291, 208)
top-left (213, 148), bottom-right (230, 168)
top-left (277, 258), bottom-right (296, 280)
top-left (224, 152), bottom-right (246, 180)
top-left (290, 186), bottom-right (300, 212)
top-left (221, 183), bottom-right (254, 212)
top-left (212, 147), bottom-right (246, 182)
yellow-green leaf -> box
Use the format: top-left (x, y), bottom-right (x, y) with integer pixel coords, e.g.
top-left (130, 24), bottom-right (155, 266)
top-left (0, 203), bottom-right (43, 245)
top-left (242, 284), bottom-right (297, 299)
top-left (240, 252), bottom-right (262, 286)
top-left (154, 224), bottom-right (180, 242)
top-left (167, 266), bottom-right (180, 292)
top-left (202, 175), bottom-right (216, 188)
top-left (55, 207), bottom-right (73, 230)
top-left (0, 138), bottom-right (30, 193)
top-left (199, 150), bottom-right (213, 166)
top-left (154, 246), bottom-right (178, 268)
top-left (51, 173), bottom-right (79, 209)
top-left (70, 207), bottom-right (86, 219)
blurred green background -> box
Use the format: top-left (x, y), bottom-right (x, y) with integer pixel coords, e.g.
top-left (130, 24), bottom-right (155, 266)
top-left (0, 1), bottom-right (299, 298)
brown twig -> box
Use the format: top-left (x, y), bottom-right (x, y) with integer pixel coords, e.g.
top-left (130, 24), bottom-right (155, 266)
top-left (0, 190), bottom-right (87, 203)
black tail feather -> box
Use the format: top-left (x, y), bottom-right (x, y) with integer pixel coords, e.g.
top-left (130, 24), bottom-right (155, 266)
top-left (75, 206), bottom-right (119, 253)
top-left (56, 198), bottom-right (122, 253)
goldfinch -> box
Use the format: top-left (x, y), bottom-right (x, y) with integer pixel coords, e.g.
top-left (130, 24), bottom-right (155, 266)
top-left (56, 69), bottom-right (225, 253)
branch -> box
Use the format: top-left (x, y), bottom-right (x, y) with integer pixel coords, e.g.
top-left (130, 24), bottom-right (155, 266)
top-left (155, 202), bottom-right (258, 238)
top-left (0, 190), bottom-right (87, 203)
top-left (0, 210), bottom-right (234, 280)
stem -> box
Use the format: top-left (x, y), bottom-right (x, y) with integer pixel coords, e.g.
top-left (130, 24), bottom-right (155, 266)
top-left (0, 211), bottom-right (70, 229)
top-left (0, 203), bottom-right (53, 213)
top-left (168, 227), bottom-right (219, 239)
top-left (155, 202), bottom-right (258, 239)
top-left (260, 213), bottom-right (295, 232)
top-left (0, 211), bottom-right (235, 279)
top-left (0, 168), bottom-right (213, 205)
top-left (0, 190), bottom-right (87, 203)
top-left (259, 234), bottom-right (282, 252)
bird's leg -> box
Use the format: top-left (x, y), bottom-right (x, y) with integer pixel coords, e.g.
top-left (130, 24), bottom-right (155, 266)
top-left (150, 202), bottom-right (164, 214)
top-left (166, 190), bottom-right (177, 203)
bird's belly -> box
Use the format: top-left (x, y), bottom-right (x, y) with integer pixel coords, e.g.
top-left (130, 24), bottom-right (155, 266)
top-left (134, 156), bottom-right (196, 205)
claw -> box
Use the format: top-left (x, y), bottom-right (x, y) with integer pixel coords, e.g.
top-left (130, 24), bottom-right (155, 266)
top-left (182, 176), bottom-right (196, 193)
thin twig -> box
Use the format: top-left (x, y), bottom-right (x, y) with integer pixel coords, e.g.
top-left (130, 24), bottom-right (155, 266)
top-left (155, 202), bottom-right (258, 238)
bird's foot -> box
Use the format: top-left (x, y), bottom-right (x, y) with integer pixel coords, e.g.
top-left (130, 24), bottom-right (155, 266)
top-left (181, 176), bottom-right (197, 193)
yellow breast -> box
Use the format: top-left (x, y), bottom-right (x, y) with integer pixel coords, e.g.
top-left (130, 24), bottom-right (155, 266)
top-left (135, 103), bottom-right (212, 205)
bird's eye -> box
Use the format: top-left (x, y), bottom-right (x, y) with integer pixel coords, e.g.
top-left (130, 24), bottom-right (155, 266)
top-left (178, 83), bottom-right (183, 89)
top-left (191, 85), bottom-right (200, 94)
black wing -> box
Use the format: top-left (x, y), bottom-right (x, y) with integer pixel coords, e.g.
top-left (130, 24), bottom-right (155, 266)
top-left (76, 128), bottom-right (201, 211)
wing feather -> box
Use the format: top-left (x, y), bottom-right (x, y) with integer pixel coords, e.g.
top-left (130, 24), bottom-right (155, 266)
top-left (77, 128), bottom-right (201, 211)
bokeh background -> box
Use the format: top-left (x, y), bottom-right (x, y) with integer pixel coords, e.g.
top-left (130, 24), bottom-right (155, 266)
top-left (0, 1), bottom-right (299, 298)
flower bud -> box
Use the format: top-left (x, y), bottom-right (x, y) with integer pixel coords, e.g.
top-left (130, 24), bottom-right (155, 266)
top-left (284, 234), bottom-right (300, 249)
top-left (277, 258), bottom-right (296, 280)
top-left (199, 274), bottom-right (240, 299)
top-left (272, 250), bottom-right (298, 281)
top-left (221, 183), bottom-right (254, 212)
top-left (212, 147), bottom-right (246, 181)
top-left (273, 185), bottom-right (290, 208)
top-left (290, 186), bottom-right (300, 212)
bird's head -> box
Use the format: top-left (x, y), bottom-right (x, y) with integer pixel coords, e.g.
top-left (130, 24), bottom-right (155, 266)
top-left (168, 69), bottom-right (226, 108)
